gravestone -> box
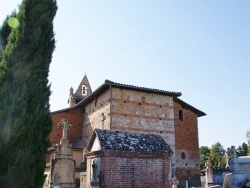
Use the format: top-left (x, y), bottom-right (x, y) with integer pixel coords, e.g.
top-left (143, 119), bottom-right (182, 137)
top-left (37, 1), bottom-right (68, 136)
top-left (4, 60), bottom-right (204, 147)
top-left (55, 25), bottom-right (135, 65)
top-left (50, 118), bottom-right (75, 188)
top-left (223, 173), bottom-right (232, 188)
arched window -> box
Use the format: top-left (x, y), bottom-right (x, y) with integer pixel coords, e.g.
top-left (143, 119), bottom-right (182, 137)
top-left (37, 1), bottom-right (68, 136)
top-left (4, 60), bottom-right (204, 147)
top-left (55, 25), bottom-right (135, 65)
top-left (181, 152), bottom-right (186, 159)
top-left (179, 110), bottom-right (183, 121)
top-left (82, 85), bottom-right (87, 95)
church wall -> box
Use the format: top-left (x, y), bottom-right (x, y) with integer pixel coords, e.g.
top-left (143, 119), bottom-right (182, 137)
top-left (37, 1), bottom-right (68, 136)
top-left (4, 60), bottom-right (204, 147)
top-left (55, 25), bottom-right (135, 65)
top-left (110, 87), bottom-right (176, 157)
top-left (83, 90), bottom-right (111, 139)
top-left (72, 150), bottom-right (83, 168)
top-left (50, 108), bottom-right (83, 145)
top-left (174, 102), bottom-right (200, 182)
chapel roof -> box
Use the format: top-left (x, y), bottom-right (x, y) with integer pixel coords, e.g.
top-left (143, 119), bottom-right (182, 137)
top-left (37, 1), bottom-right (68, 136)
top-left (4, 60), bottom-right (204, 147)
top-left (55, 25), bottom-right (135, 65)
top-left (89, 129), bottom-right (173, 154)
top-left (70, 138), bottom-right (87, 149)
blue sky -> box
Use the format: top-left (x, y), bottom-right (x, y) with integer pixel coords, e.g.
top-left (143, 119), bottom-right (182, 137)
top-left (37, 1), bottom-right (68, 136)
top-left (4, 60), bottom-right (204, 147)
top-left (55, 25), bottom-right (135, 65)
top-left (1, 0), bottom-right (250, 149)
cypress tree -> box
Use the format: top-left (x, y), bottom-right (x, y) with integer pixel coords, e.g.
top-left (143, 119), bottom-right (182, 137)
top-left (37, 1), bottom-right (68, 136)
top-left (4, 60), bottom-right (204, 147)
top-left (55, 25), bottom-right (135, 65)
top-left (0, 0), bottom-right (57, 187)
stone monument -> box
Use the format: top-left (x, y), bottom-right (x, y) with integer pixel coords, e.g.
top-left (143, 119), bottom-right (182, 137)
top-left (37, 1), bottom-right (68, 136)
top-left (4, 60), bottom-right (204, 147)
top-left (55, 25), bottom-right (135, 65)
top-left (172, 177), bottom-right (179, 188)
top-left (50, 118), bottom-right (75, 188)
top-left (205, 161), bottom-right (214, 187)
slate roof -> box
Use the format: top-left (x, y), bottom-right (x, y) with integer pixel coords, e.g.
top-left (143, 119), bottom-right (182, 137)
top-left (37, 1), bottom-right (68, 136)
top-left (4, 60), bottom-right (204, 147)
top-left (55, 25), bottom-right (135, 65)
top-left (94, 129), bottom-right (173, 154)
top-left (72, 94), bottom-right (85, 101)
top-left (69, 138), bottom-right (87, 149)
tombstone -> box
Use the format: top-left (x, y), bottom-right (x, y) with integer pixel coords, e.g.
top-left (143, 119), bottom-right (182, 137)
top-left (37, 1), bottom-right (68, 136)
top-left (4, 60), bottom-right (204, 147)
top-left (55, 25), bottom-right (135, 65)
top-left (50, 118), bottom-right (75, 188)
top-left (223, 173), bottom-right (232, 188)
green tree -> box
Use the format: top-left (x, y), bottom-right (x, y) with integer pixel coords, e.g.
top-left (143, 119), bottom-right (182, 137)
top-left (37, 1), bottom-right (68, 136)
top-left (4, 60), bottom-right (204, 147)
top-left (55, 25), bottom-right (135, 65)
top-left (0, 0), bottom-right (57, 187)
top-left (209, 142), bottom-right (226, 169)
top-left (236, 142), bottom-right (248, 157)
top-left (199, 146), bottom-right (211, 170)
top-left (0, 13), bottom-right (16, 81)
top-left (0, 12), bottom-right (17, 50)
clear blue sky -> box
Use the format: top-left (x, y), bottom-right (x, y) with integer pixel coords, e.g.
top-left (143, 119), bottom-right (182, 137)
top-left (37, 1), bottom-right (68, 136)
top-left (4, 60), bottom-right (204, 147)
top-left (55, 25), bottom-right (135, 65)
top-left (1, 0), bottom-right (250, 149)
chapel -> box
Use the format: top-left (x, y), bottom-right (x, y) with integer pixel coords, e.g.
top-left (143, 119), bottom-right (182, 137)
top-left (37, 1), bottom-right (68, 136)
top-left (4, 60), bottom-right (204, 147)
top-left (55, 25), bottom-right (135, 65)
top-left (44, 75), bottom-right (206, 188)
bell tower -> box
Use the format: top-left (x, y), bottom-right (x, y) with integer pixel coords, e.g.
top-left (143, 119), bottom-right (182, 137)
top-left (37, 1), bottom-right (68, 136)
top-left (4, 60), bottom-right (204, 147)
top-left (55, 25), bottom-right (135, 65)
top-left (68, 74), bottom-right (92, 107)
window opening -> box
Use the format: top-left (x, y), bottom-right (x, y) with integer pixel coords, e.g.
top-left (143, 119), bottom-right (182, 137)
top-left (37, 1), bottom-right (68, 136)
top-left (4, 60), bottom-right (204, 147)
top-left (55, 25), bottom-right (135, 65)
top-left (179, 110), bottom-right (183, 121)
top-left (181, 152), bottom-right (186, 159)
top-left (82, 85), bottom-right (87, 95)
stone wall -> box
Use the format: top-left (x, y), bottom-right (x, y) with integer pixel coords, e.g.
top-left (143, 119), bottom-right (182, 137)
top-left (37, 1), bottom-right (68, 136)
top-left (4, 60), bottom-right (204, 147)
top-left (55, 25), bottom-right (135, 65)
top-left (174, 101), bottom-right (200, 182)
top-left (111, 87), bottom-right (176, 153)
top-left (83, 90), bottom-right (111, 139)
top-left (72, 150), bottom-right (83, 168)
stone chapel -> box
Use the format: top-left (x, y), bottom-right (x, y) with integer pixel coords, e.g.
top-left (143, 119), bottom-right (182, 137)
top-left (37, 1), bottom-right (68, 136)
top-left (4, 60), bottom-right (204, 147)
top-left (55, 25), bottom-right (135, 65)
top-left (44, 75), bottom-right (206, 188)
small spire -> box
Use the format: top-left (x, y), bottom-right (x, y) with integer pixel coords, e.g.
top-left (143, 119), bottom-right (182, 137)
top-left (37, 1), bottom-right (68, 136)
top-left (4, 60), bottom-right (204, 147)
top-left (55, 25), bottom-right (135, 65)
top-left (70, 87), bottom-right (73, 95)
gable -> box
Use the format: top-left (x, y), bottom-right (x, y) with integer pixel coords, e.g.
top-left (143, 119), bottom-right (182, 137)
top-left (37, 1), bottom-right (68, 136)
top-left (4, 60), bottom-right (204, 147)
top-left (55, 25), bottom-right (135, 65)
top-left (91, 136), bottom-right (101, 152)
top-left (75, 75), bottom-right (92, 97)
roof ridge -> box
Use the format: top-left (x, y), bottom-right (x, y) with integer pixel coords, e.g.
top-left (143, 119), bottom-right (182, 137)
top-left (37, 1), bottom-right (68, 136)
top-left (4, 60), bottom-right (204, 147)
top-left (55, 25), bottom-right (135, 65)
top-left (104, 79), bottom-right (181, 96)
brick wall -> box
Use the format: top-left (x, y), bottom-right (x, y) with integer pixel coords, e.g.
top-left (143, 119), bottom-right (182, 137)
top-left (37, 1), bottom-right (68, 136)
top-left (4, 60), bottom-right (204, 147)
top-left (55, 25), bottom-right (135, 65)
top-left (50, 108), bottom-right (83, 145)
top-left (86, 151), bottom-right (172, 188)
top-left (174, 102), bottom-right (200, 181)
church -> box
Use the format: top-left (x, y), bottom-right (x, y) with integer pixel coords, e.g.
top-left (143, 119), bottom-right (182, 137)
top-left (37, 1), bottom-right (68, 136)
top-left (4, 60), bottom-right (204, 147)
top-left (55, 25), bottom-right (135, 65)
top-left (44, 75), bottom-right (206, 188)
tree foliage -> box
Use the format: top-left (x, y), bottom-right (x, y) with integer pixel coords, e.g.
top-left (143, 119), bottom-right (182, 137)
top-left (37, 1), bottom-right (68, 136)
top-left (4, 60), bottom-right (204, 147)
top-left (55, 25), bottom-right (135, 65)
top-left (0, 12), bottom-right (17, 51)
top-left (0, 0), bottom-right (57, 187)
top-left (236, 142), bottom-right (248, 157)
top-left (209, 142), bottom-right (226, 169)
top-left (199, 146), bottom-right (210, 170)
top-left (200, 142), bottom-right (227, 171)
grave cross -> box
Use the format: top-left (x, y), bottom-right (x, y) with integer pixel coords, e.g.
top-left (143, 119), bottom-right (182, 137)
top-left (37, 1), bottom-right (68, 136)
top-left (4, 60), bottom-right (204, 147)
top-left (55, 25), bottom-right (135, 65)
top-left (58, 118), bottom-right (71, 140)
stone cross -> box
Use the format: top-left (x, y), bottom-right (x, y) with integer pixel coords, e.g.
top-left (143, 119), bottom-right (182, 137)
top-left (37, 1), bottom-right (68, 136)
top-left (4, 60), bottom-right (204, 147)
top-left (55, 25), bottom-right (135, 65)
top-left (58, 118), bottom-right (71, 140)
top-left (205, 161), bottom-right (214, 185)
top-left (231, 146), bottom-right (237, 160)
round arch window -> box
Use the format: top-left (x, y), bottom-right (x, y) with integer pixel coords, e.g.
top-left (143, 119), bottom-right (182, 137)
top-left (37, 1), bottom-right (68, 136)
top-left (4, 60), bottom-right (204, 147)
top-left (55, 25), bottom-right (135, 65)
top-left (181, 152), bottom-right (186, 159)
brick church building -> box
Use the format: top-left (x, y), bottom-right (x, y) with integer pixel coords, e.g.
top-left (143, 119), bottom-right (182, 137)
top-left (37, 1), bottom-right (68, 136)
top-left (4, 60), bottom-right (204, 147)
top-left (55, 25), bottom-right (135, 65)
top-left (45, 75), bottom-right (206, 188)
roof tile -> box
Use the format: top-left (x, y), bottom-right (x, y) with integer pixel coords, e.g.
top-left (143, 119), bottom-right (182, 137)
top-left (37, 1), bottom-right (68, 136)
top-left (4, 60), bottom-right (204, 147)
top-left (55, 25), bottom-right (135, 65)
top-left (95, 129), bottom-right (173, 153)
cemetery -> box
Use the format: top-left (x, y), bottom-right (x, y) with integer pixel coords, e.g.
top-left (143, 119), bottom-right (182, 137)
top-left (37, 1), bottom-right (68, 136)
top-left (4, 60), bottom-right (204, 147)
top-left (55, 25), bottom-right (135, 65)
top-left (199, 146), bottom-right (250, 188)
